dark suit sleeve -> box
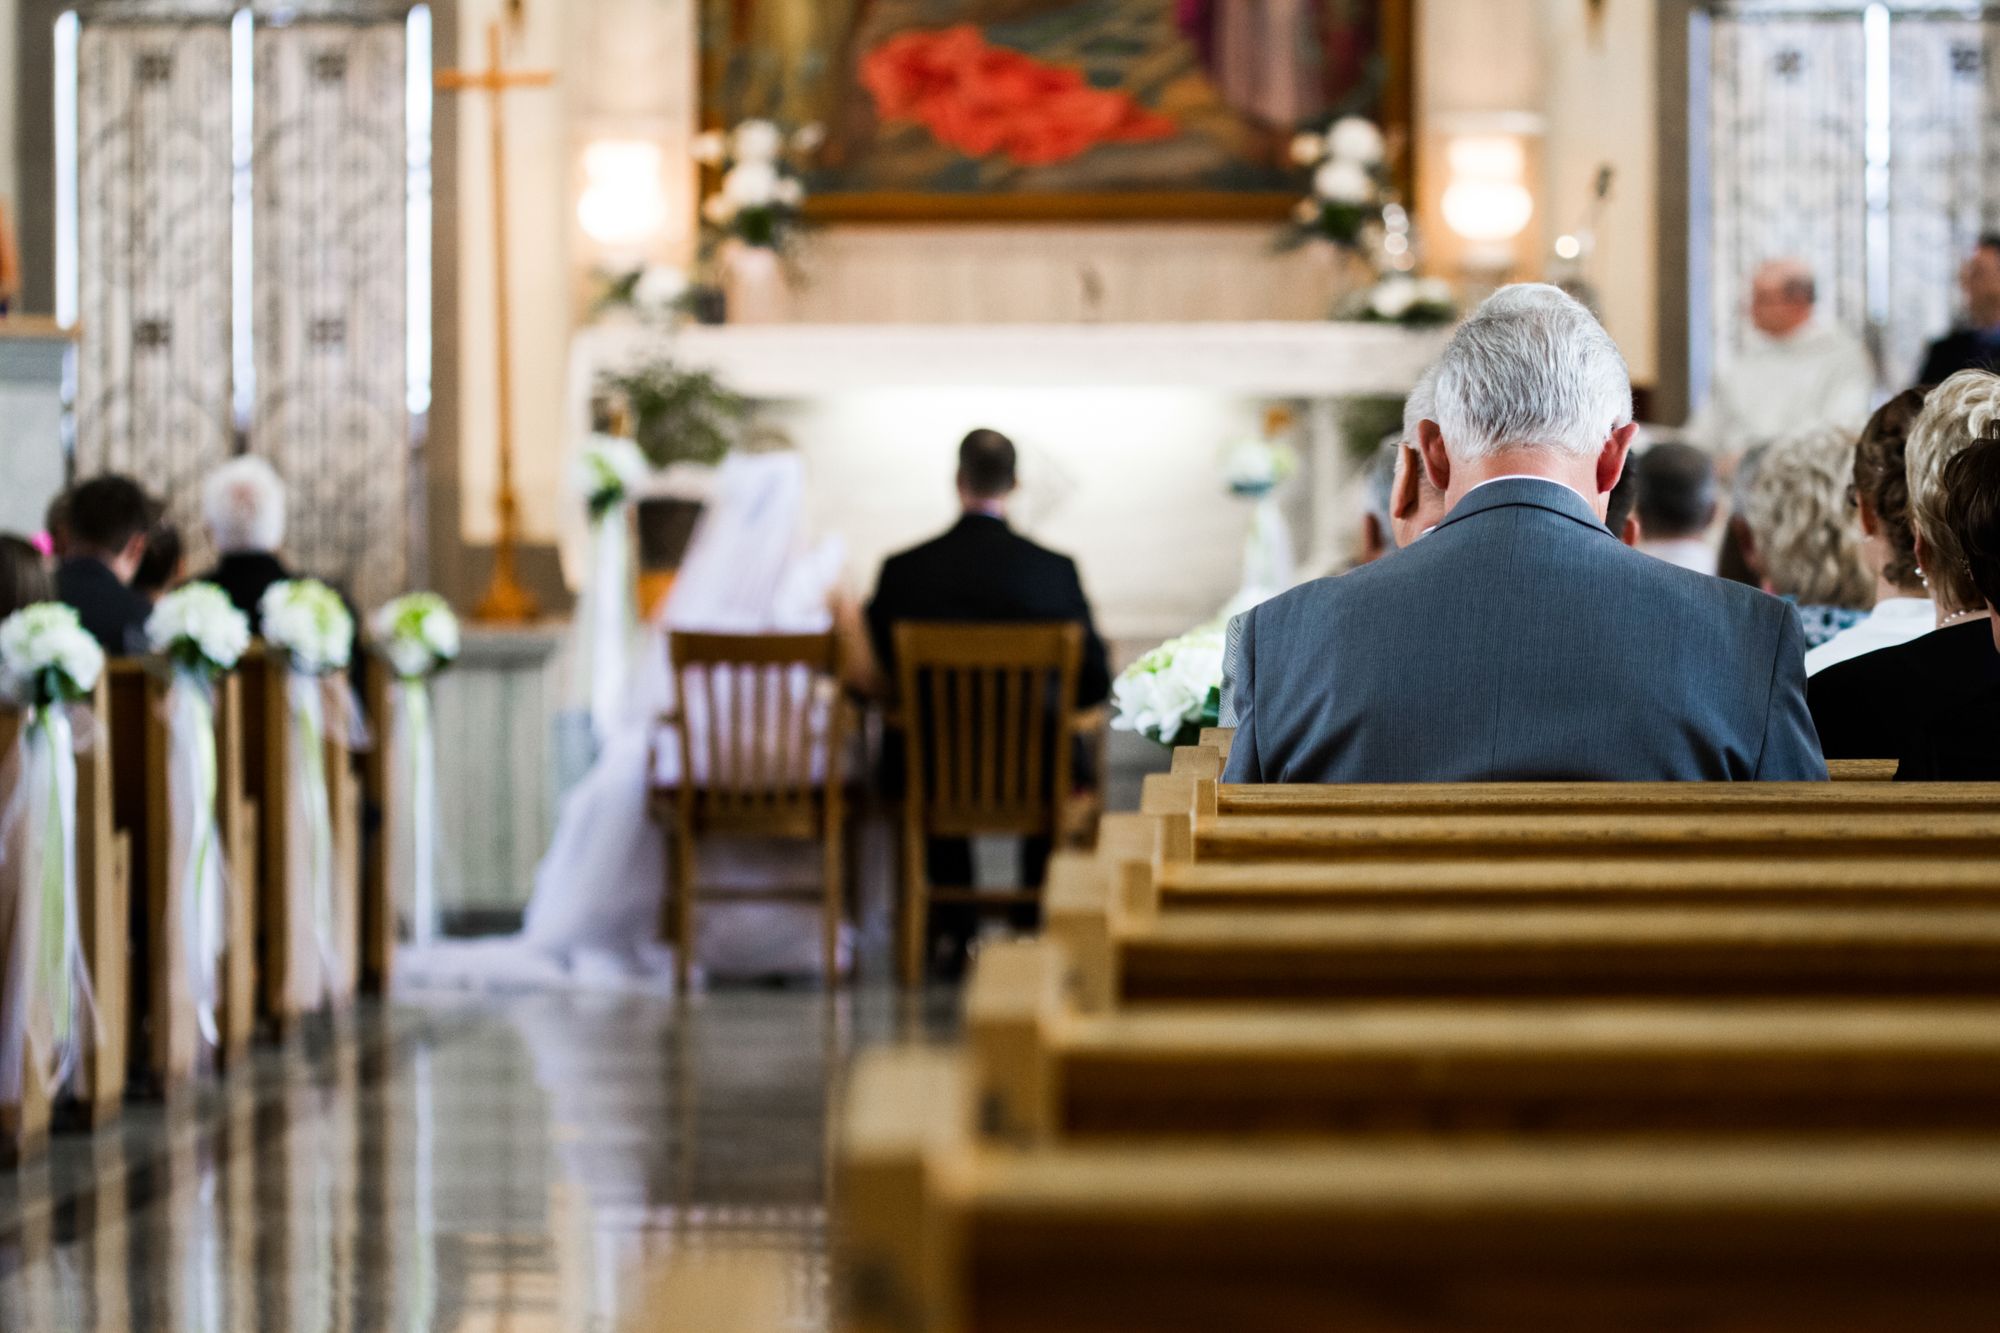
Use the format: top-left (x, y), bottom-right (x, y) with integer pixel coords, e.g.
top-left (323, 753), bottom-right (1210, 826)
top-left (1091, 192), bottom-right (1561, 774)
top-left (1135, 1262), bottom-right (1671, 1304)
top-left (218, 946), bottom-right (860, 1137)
top-left (1060, 557), bottom-right (1112, 706)
top-left (1220, 608), bottom-right (1262, 783)
top-left (1919, 338), bottom-right (1953, 388)
top-left (1755, 608), bottom-right (1829, 781)
top-left (864, 563), bottom-right (899, 690)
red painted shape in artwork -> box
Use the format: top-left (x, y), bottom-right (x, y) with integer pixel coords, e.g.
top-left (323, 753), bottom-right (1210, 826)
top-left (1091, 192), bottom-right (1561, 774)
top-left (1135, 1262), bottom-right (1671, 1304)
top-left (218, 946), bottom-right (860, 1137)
top-left (860, 25), bottom-right (1178, 168)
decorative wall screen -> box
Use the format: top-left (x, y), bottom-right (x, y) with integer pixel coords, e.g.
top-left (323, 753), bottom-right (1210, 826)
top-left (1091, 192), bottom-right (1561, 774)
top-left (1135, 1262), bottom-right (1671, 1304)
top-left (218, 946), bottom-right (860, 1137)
top-left (253, 21), bottom-right (409, 608)
top-left (73, 20), bottom-right (236, 543)
top-left (70, 3), bottom-right (413, 606)
top-left (1702, 3), bottom-right (2000, 398)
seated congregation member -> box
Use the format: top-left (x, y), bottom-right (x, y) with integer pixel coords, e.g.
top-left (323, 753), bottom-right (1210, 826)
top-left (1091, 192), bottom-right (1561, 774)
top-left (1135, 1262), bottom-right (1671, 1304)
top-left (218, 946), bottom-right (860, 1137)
top-left (196, 456), bottom-right (294, 632)
top-left (1918, 236), bottom-right (2000, 384)
top-left (1605, 460), bottom-right (1641, 547)
top-left (0, 533), bottom-right (53, 619)
top-left (132, 521), bottom-right (185, 602)
top-left (54, 475), bottom-right (157, 655)
top-left (1807, 389), bottom-right (1935, 674)
top-left (865, 428), bottom-right (1110, 962)
top-left (1633, 441), bottom-right (1719, 573)
top-left (1223, 284), bottom-right (1825, 784)
top-left (1812, 370), bottom-right (2000, 758)
top-left (1734, 425), bottom-right (1875, 649)
top-left (1897, 437), bottom-right (2000, 778)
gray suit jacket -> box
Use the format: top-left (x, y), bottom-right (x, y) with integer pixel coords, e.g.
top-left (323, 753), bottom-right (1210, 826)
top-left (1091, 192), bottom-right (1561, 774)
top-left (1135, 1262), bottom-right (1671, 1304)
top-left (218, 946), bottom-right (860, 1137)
top-left (1221, 478), bottom-right (1826, 783)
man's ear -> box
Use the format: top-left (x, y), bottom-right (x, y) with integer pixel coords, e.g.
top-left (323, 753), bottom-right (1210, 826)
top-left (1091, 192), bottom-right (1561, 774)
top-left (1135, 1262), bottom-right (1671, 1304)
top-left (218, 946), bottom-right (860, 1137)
top-left (121, 532), bottom-right (148, 568)
top-left (1417, 420), bottom-right (1451, 494)
top-left (1619, 514), bottom-right (1643, 548)
top-left (1390, 446), bottom-right (1421, 520)
top-left (1596, 423), bottom-right (1640, 497)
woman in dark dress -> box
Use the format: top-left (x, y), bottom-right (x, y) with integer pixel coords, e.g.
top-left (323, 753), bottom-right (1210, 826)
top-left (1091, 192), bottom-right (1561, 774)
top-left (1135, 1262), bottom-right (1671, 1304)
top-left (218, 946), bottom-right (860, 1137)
top-left (1896, 437), bottom-right (2000, 779)
top-left (1809, 370), bottom-right (2000, 762)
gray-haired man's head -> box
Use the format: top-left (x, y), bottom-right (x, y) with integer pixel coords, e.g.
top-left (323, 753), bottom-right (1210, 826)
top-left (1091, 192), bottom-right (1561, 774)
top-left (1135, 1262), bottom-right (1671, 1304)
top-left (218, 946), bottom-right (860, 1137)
top-left (1429, 284), bottom-right (1633, 463)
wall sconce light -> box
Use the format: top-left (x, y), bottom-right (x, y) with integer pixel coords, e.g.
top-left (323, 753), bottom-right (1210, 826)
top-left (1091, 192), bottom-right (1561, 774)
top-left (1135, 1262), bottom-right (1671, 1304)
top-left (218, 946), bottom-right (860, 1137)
top-left (1441, 134), bottom-right (1534, 269)
top-left (577, 138), bottom-right (668, 258)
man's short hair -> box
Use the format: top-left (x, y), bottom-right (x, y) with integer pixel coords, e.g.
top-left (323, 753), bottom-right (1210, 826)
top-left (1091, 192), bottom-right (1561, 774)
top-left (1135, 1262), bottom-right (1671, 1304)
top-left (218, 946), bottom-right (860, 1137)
top-left (66, 474), bottom-right (155, 553)
top-left (202, 455), bottom-right (288, 554)
top-left (957, 428), bottom-right (1018, 499)
top-left (1430, 283), bottom-right (1633, 461)
top-left (1941, 436), bottom-right (2000, 611)
top-left (1758, 259), bottom-right (1816, 306)
top-left (1634, 441), bottom-right (1718, 540)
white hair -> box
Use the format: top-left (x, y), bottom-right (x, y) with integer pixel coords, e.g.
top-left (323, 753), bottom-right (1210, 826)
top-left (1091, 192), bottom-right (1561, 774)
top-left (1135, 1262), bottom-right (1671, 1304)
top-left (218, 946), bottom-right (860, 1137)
top-left (1401, 363), bottom-right (1438, 445)
top-left (1430, 283), bottom-right (1633, 461)
top-left (202, 456), bottom-right (288, 554)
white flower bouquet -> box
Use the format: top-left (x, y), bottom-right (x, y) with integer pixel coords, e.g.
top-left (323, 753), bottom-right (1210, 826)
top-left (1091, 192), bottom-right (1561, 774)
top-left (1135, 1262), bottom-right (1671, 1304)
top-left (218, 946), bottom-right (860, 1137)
top-left (576, 435), bottom-right (651, 521)
top-left (1110, 626), bottom-right (1225, 749)
top-left (1284, 115), bottom-right (1390, 251)
top-left (260, 579), bottom-right (354, 677)
top-left (147, 582), bottom-right (251, 679)
top-left (695, 119), bottom-right (821, 256)
top-left (375, 593), bottom-right (461, 681)
top-left (593, 262), bottom-right (690, 327)
top-left (0, 602), bottom-right (106, 707)
top-left (1346, 272), bottom-right (1458, 328)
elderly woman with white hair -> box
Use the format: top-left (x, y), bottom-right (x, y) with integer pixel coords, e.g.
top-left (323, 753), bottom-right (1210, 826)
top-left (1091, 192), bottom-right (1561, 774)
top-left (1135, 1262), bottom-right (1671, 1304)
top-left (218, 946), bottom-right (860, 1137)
top-left (1810, 369), bottom-right (2000, 760)
top-left (1733, 424), bottom-right (1875, 650)
top-left (195, 456), bottom-right (294, 633)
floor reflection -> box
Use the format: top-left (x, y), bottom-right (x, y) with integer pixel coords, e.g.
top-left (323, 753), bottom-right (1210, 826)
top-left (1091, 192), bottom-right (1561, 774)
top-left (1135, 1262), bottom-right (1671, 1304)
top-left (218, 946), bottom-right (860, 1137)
top-left (0, 986), bottom-right (953, 1331)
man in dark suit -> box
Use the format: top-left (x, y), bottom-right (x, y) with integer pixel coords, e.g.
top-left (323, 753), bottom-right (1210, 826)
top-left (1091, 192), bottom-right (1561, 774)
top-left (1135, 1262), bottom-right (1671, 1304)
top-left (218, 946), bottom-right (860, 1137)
top-left (195, 455), bottom-right (296, 633)
top-left (54, 475), bottom-right (156, 656)
top-left (1224, 284), bottom-right (1826, 785)
top-left (866, 428), bottom-right (1111, 971)
top-left (1918, 236), bottom-right (2000, 385)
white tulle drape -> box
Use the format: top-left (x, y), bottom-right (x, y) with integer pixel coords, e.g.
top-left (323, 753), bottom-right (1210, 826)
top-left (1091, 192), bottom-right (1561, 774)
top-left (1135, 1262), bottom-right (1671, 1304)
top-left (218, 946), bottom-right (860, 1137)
top-left (388, 679), bottom-right (442, 950)
top-left (165, 673), bottom-right (227, 1046)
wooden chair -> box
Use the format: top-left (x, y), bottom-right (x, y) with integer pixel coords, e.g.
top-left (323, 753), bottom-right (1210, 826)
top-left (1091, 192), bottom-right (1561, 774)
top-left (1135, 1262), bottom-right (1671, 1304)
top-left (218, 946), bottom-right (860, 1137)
top-left (967, 936), bottom-right (2000, 1143)
top-left (840, 1049), bottom-right (2000, 1333)
top-left (891, 622), bottom-right (1084, 987)
top-left (652, 632), bottom-right (849, 994)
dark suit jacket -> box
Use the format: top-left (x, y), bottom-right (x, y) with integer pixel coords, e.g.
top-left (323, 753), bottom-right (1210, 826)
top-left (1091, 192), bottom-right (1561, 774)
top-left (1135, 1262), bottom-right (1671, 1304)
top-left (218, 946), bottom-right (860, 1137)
top-left (1809, 620), bottom-right (2000, 762)
top-left (56, 556), bottom-right (152, 657)
top-left (197, 550), bottom-right (293, 635)
top-left (865, 514), bottom-right (1111, 705)
top-left (1918, 330), bottom-right (2000, 386)
top-left (1223, 478), bottom-right (1826, 784)
top-left (1896, 679), bottom-right (2000, 780)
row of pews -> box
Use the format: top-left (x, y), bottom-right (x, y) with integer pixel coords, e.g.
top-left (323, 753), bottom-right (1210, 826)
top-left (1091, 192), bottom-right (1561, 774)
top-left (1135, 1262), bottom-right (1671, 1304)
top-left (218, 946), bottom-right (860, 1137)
top-left (837, 729), bottom-right (2000, 1331)
top-left (2, 648), bottom-right (396, 1166)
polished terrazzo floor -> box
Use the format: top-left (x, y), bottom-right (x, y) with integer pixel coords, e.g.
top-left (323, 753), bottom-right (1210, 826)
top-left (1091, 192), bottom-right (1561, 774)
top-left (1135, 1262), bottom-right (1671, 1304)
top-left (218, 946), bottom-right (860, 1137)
top-left (0, 986), bottom-right (958, 1331)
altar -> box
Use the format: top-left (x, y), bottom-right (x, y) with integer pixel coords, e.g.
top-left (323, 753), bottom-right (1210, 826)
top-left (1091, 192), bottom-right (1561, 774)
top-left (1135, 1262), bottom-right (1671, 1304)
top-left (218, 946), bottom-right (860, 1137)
top-left (567, 322), bottom-right (1448, 652)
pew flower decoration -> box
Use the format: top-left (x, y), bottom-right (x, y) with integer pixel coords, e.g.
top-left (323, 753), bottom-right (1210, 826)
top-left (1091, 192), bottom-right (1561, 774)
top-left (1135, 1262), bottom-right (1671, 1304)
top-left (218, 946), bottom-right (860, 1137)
top-left (0, 602), bottom-right (105, 707)
top-left (576, 435), bottom-right (651, 522)
top-left (259, 579), bottom-right (354, 1011)
top-left (694, 119), bottom-right (820, 256)
top-left (1110, 625), bottom-right (1225, 750)
top-left (375, 593), bottom-right (460, 682)
top-left (1283, 116), bottom-right (1389, 252)
top-left (259, 580), bottom-right (353, 676)
top-left (0, 602), bottom-right (103, 1102)
top-left (144, 582), bottom-right (249, 1050)
top-left (374, 594), bottom-right (457, 951)
top-left (147, 582), bottom-right (251, 678)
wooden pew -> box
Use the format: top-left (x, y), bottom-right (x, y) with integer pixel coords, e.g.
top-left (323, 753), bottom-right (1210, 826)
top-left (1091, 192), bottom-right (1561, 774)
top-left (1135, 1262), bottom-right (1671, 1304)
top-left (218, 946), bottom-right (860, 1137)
top-left (213, 674), bottom-right (258, 1066)
top-left (74, 678), bottom-right (130, 1126)
top-left (359, 653), bottom-right (394, 995)
top-left (839, 1048), bottom-right (2000, 1333)
top-left (238, 648), bottom-right (361, 1033)
top-left (967, 936), bottom-right (2000, 1142)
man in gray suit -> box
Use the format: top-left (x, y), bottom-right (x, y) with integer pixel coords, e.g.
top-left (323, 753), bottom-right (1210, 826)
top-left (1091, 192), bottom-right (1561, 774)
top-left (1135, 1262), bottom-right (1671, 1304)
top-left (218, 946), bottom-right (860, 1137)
top-left (1223, 284), bottom-right (1826, 783)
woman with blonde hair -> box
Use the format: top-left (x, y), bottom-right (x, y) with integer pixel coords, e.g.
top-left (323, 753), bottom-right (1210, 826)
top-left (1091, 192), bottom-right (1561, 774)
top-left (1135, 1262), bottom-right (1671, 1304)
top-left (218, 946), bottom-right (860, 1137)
top-left (1735, 424), bottom-right (1875, 649)
top-left (1810, 369), bottom-right (2000, 759)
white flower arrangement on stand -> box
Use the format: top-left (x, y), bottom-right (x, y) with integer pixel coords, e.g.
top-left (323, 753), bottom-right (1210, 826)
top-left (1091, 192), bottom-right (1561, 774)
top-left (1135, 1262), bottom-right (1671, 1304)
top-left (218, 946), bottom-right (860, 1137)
top-left (693, 119), bottom-right (822, 322)
top-left (146, 583), bottom-right (252, 1053)
top-left (1284, 116), bottom-right (1389, 251)
top-left (573, 436), bottom-right (650, 743)
top-left (0, 602), bottom-right (105, 1104)
top-left (593, 262), bottom-right (691, 328)
top-left (1110, 626), bottom-right (1226, 749)
top-left (1346, 271), bottom-right (1459, 328)
top-left (374, 593), bottom-right (460, 951)
top-left (259, 579), bottom-right (356, 1013)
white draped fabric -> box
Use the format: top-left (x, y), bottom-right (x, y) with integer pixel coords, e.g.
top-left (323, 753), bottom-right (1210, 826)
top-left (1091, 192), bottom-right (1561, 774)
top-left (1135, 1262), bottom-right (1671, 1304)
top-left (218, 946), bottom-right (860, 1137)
top-left (399, 452), bottom-right (858, 992)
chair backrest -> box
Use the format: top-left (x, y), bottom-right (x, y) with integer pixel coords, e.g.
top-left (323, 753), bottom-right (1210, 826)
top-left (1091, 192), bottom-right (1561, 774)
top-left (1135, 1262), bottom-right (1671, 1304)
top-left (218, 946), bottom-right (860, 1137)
top-left (669, 632), bottom-right (841, 824)
top-left (894, 622), bottom-right (1082, 839)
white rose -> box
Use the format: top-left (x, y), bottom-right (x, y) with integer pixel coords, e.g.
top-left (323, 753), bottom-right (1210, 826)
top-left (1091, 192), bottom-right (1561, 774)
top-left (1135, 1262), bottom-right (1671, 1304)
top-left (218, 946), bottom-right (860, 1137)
top-left (690, 131), bottom-right (727, 165)
top-left (774, 176), bottom-right (805, 208)
top-left (723, 161), bottom-right (778, 208)
top-left (730, 120), bottom-right (783, 164)
top-left (791, 123), bottom-right (826, 154)
top-left (54, 627), bottom-right (105, 695)
top-left (1370, 275), bottom-right (1419, 320)
top-left (1328, 116), bottom-right (1385, 166)
top-left (1314, 159), bottom-right (1374, 205)
top-left (632, 265), bottom-right (688, 315)
top-left (1289, 132), bottom-right (1326, 166)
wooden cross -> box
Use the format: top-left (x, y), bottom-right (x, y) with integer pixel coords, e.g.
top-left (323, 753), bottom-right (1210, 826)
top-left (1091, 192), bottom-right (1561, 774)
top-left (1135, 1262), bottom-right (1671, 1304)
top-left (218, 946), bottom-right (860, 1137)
top-left (437, 21), bottom-right (554, 623)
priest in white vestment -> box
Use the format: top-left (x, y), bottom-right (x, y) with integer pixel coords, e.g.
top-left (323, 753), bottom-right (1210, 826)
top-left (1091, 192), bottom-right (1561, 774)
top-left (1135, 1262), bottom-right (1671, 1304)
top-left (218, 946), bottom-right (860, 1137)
top-left (1687, 260), bottom-right (1875, 459)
